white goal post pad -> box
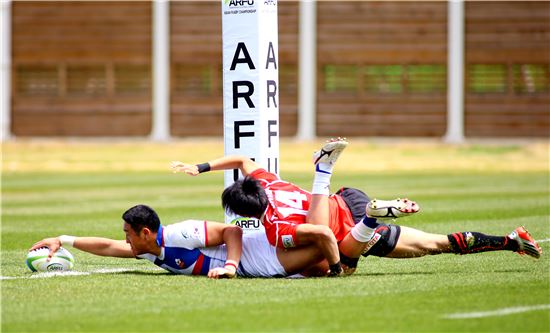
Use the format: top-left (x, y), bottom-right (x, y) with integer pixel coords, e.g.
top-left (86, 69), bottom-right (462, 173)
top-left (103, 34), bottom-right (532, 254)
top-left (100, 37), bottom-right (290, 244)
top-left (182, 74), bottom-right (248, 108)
top-left (222, 0), bottom-right (280, 232)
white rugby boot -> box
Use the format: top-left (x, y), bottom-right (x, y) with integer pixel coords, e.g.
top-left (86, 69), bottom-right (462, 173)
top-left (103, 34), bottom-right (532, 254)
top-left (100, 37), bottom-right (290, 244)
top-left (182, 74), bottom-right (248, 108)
top-left (366, 198), bottom-right (420, 219)
top-left (312, 137), bottom-right (349, 167)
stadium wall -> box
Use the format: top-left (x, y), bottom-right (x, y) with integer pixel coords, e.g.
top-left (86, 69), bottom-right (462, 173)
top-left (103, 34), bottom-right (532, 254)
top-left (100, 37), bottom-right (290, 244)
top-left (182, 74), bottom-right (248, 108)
top-left (8, 1), bottom-right (550, 138)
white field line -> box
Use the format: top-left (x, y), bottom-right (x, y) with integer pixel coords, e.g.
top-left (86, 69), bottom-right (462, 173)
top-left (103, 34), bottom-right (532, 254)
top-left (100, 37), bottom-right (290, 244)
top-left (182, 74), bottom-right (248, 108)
top-left (536, 238), bottom-right (550, 243)
top-left (444, 304), bottom-right (550, 319)
top-left (1, 267), bottom-right (162, 280)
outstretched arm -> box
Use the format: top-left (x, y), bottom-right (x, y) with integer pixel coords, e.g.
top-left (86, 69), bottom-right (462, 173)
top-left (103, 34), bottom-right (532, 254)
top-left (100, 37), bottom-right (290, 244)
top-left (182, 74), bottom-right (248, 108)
top-left (30, 236), bottom-right (134, 260)
top-left (171, 155), bottom-right (261, 177)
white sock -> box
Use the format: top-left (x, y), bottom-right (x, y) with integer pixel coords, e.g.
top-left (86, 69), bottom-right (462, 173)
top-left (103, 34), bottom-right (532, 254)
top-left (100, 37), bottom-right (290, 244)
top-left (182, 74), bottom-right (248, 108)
top-left (312, 163), bottom-right (332, 195)
top-left (350, 222), bottom-right (376, 242)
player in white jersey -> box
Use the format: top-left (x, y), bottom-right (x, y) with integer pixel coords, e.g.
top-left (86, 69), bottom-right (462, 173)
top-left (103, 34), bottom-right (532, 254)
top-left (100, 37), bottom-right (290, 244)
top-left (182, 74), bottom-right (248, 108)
top-left (30, 204), bottom-right (325, 278)
top-left (171, 138), bottom-right (400, 276)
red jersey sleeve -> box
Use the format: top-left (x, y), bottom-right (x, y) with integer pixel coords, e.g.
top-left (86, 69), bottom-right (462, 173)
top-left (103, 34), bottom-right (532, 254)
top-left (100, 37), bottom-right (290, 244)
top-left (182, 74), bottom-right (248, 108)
top-left (248, 168), bottom-right (279, 183)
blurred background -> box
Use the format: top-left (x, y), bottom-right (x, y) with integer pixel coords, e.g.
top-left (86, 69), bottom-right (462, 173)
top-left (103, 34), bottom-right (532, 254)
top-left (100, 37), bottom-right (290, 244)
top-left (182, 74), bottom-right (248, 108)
top-left (1, 0), bottom-right (549, 141)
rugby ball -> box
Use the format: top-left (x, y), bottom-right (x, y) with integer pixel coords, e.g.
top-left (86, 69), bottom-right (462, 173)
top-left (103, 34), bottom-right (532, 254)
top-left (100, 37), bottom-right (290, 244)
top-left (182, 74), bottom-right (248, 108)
top-left (26, 247), bottom-right (75, 272)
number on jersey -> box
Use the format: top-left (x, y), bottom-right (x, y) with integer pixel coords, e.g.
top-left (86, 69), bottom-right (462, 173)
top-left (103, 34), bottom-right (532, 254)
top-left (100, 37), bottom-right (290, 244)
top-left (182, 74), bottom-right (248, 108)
top-left (273, 190), bottom-right (308, 217)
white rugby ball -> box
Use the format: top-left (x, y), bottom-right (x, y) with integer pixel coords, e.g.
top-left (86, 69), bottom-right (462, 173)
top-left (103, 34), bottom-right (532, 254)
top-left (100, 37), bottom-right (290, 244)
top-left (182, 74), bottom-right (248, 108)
top-left (26, 247), bottom-right (75, 272)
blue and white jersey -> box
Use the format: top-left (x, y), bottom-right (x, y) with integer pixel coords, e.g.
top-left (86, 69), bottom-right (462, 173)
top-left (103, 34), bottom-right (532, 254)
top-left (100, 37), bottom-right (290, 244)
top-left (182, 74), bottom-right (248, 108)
top-left (137, 220), bottom-right (287, 277)
top-left (137, 220), bottom-right (221, 275)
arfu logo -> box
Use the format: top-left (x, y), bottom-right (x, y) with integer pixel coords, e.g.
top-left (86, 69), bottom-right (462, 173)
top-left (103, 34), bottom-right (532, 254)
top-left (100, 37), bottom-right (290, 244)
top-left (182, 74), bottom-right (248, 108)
top-left (226, 0), bottom-right (254, 6)
top-left (264, 0), bottom-right (276, 5)
top-left (231, 217), bottom-right (261, 229)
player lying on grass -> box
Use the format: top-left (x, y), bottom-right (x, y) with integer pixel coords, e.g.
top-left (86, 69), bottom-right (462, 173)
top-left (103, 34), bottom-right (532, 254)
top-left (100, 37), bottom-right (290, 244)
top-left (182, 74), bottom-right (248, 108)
top-left (171, 139), bottom-right (542, 274)
top-left (171, 138), bottom-right (419, 276)
top-left (312, 185), bottom-right (542, 267)
top-left (318, 142), bottom-right (543, 262)
top-left (29, 204), bottom-right (327, 279)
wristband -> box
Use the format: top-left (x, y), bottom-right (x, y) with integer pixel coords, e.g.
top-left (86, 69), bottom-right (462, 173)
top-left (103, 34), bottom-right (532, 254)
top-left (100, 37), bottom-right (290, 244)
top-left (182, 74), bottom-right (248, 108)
top-left (224, 262), bottom-right (237, 270)
top-left (224, 259), bottom-right (238, 271)
top-left (59, 235), bottom-right (76, 247)
top-left (196, 163), bottom-right (211, 173)
top-left (328, 261), bottom-right (343, 277)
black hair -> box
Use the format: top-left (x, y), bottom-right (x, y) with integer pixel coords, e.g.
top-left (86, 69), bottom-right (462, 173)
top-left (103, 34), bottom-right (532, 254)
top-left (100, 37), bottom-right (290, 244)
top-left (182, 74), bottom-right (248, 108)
top-left (122, 204), bottom-right (161, 234)
top-left (222, 176), bottom-right (268, 219)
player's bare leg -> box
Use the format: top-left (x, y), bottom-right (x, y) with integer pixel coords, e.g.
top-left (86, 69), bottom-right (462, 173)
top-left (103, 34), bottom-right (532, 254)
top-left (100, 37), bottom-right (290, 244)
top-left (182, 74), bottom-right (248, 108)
top-left (276, 245), bottom-right (325, 276)
top-left (386, 226), bottom-right (450, 258)
top-left (307, 138), bottom-right (348, 227)
top-left (297, 138), bottom-right (348, 276)
top-left (337, 231), bottom-right (381, 275)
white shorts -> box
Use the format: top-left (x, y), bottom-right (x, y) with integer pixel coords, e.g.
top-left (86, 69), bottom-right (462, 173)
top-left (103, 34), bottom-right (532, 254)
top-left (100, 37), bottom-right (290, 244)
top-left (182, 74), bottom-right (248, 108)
top-left (201, 231), bottom-right (287, 278)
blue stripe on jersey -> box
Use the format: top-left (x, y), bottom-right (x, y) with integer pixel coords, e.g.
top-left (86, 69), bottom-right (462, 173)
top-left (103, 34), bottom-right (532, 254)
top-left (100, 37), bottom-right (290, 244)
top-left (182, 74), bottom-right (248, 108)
top-left (156, 225), bottom-right (164, 247)
top-left (200, 256), bottom-right (211, 275)
top-left (152, 247), bottom-right (212, 275)
top-left (152, 224), bottom-right (212, 275)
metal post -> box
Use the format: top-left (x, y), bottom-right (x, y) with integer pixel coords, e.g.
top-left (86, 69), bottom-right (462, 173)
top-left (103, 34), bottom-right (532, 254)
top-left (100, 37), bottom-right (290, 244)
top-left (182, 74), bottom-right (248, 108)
top-left (151, 0), bottom-right (170, 141)
top-left (1, 0), bottom-right (11, 141)
top-left (445, 0), bottom-right (465, 143)
top-left (297, 0), bottom-right (316, 140)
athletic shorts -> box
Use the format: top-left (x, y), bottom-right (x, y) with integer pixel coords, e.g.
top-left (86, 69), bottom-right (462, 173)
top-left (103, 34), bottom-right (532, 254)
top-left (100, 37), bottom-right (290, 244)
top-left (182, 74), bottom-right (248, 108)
top-left (335, 187), bottom-right (371, 224)
top-left (336, 187), bottom-right (401, 257)
top-left (367, 223), bottom-right (402, 257)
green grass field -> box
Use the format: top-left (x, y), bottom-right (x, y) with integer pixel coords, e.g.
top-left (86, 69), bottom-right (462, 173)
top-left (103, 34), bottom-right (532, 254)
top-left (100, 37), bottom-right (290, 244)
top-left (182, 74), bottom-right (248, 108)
top-left (2, 141), bottom-right (549, 332)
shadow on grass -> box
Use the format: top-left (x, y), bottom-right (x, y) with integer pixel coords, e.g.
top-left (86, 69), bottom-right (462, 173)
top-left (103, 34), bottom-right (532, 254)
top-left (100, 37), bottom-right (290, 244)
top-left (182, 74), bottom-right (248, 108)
top-left (491, 269), bottom-right (531, 273)
top-left (111, 270), bottom-right (174, 276)
top-left (354, 271), bottom-right (436, 277)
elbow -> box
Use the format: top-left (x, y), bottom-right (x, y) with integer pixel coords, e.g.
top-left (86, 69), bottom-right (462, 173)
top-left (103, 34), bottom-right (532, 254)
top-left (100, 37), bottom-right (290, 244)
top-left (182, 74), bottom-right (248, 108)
top-left (223, 224), bottom-right (243, 240)
top-left (313, 226), bottom-right (337, 245)
top-left (320, 226), bottom-right (336, 243)
top-left (234, 155), bottom-right (250, 161)
top-left (231, 225), bottom-right (244, 238)
top-left (234, 155), bottom-right (252, 168)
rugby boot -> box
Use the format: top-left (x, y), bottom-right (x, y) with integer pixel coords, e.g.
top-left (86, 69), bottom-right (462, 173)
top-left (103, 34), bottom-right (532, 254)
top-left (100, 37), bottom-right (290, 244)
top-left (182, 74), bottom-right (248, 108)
top-left (366, 198), bottom-right (419, 219)
top-left (313, 137), bottom-right (348, 166)
top-left (508, 226), bottom-right (542, 259)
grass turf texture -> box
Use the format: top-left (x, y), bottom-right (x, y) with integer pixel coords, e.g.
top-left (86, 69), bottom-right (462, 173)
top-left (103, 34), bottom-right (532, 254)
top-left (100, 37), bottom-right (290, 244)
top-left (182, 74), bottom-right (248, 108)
top-left (2, 140), bottom-right (549, 332)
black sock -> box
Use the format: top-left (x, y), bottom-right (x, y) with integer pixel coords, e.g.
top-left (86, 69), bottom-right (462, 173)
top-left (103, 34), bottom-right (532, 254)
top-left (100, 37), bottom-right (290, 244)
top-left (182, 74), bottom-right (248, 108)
top-left (328, 262), bottom-right (343, 276)
top-left (447, 232), bottom-right (518, 255)
top-left (340, 252), bottom-right (359, 269)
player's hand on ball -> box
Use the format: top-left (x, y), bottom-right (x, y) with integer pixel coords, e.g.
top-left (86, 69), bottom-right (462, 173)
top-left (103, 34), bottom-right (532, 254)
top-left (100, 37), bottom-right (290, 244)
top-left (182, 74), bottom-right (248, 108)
top-left (207, 267), bottom-right (236, 279)
top-left (170, 161), bottom-right (200, 176)
top-left (29, 237), bottom-right (62, 261)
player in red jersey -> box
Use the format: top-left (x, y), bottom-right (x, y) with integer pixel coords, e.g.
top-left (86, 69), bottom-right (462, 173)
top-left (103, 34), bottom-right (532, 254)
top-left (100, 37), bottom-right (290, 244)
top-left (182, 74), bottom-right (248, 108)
top-left (172, 138), bottom-right (542, 275)
top-left (171, 139), bottom-right (417, 275)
